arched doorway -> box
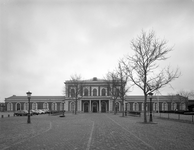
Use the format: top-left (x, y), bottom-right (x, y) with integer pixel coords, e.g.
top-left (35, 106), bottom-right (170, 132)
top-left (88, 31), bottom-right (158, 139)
top-left (101, 101), bottom-right (107, 113)
top-left (92, 102), bottom-right (98, 113)
top-left (83, 102), bottom-right (89, 112)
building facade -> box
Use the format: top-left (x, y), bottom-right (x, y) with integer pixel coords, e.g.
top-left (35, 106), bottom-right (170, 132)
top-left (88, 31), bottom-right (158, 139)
top-left (0, 103), bottom-right (5, 112)
top-left (5, 77), bottom-right (189, 112)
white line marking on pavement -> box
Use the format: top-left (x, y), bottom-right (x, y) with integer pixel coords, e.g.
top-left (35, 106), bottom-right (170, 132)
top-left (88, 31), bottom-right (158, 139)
top-left (86, 121), bottom-right (95, 150)
top-left (105, 114), bottom-right (156, 150)
top-left (2, 121), bottom-right (52, 150)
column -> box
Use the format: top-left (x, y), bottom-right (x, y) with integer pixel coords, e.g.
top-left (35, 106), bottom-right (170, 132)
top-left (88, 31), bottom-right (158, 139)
top-left (98, 86), bottom-right (100, 96)
top-left (99, 100), bottom-right (101, 112)
top-left (90, 86), bottom-right (92, 96)
top-left (123, 100), bottom-right (126, 111)
top-left (80, 100), bottom-right (82, 112)
top-left (65, 100), bottom-right (68, 111)
top-left (108, 100), bottom-right (110, 112)
top-left (89, 100), bottom-right (91, 112)
top-left (109, 100), bottom-right (112, 112)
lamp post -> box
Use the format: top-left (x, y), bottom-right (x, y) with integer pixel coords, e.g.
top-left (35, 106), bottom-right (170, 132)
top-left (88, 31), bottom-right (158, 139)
top-left (148, 92), bottom-right (153, 122)
top-left (62, 99), bottom-right (65, 117)
top-left (26, 91), bottom-right (32, 124)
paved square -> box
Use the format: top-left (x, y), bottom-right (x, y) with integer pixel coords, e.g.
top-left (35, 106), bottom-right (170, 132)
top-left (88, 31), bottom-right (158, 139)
top-left (0, 113), bottom-right (194, 150)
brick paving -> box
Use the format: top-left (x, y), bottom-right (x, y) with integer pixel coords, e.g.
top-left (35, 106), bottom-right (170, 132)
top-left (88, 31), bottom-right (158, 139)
top-left (0, 113), bottom-right (194, 150)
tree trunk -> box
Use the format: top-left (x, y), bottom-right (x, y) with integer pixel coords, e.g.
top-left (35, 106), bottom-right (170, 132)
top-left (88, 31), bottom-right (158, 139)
top-left (113, 99), bottom-right (117, 115)
top-left (122, 98), bottom-right (125, 117)
top-left (75, 99), bottom-right (77, 115)
top-left (144, 94), bottom-right (147, 123)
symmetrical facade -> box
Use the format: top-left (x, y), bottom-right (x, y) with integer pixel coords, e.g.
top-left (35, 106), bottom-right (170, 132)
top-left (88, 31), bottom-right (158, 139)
top-left (64, 77), bottom-right (113, 113)
top-left (4, 77), bottom-right (189, 112)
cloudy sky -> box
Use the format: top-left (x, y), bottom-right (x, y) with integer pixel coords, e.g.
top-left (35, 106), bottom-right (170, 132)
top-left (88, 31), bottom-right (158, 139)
top-left (0, 0), bottom-right (193, 101)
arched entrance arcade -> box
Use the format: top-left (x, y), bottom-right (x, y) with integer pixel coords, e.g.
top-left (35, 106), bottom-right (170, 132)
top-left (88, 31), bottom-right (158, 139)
top-left (81, 100), bottom-right (109, 113)
top-left (83, 101), bottom-right (89, 113)
top-left (92, 101), bottom-right (98, 113)
top-left (101, 101), bottom-right (108, 113)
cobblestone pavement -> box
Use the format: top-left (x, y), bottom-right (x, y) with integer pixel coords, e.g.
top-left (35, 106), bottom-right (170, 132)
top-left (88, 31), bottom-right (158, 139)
top-left (0, 113), bottom-right (194, 150)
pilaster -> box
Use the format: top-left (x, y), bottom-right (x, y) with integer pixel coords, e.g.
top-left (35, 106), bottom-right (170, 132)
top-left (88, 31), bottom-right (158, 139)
top-left (99, 100), bottom-right (101, 112)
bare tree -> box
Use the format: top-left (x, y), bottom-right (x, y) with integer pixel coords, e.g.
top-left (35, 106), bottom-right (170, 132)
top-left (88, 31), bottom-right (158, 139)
top-left (61, 85), bottom-right (67, 117)
top-left (116, 63), bottom-right (131, 117)
top-left (167, 93), bottom-right (176, 111)
top-left (65, 74), bottom-right (84, 115)
top-left (121, 30), bottom-right (180, 123)
top-left (105, 71), bottom-right (120, 115)
top-left (106, 63), bottom-right (130, 116)
top-left (177, 90), bottom-right (194, 111)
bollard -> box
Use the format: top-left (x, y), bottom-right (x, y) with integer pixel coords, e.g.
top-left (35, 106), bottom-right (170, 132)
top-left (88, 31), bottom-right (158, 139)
top-left (8, 114), bottom-right (10, 117)
top-left (1, 115), bottom-right (3, 118)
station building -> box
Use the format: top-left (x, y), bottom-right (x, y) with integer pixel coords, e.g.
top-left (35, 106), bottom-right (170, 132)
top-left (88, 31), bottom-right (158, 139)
top-left (5, 77), bottom-right (189, 112)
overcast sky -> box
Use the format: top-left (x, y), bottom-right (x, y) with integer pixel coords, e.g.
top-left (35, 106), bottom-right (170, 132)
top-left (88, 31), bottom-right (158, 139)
top-left (0, 0), bottom-right (193, 102)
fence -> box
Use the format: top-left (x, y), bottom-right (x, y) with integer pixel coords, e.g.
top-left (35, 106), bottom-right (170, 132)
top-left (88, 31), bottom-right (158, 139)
top-left (152, 112), bottom-right (194, 122)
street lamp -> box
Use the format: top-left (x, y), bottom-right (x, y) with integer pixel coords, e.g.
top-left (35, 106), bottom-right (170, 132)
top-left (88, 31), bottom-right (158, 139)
top-left (62, 99), bottom-right (65, 117)
top-left (26, 91), bottom-right (32, 124)
top-left (148, 92), bottom-right (153, 122)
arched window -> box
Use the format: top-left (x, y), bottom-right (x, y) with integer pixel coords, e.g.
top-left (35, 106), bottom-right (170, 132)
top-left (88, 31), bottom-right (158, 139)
top-left (43, 102), bottom-right (49, 109)
top-left (16, 103), bottom-right (21, 111)
top-left (93, 89), bottom-right (97, 96)
top-left (126, 103), bottom-right (130, 111)
top-left (133, 102), bottom-right (139, 111)
top-left (180, 103), bottom-right (186, 110)
top-left (141, 103), bottom-right (148, 111)
top-left (24, 102), bottom-right (28, 110)
top-left (7, 102), bottom-right (13, 111)
top-left (70, 102), bottom-right (75, 112)
top-left (115, 102), bottom-right (120, 111)
top-left (162, 102), bottom-right (168, 111)
top-left (153, 103), bottom-right (158, 111)
top-left (101, 88), bottom-right (106, 96)
top-left (84, 88), bottom-right (88, 96)
top-left (32, 103), bottom-right (38, 110)
top-left (71, 89), bottom-right (75, 97)
top-left (116, 88), bottom-right (120, 97)
top-left (52, 103), bottom-right (57, 111)
top-left (171, 102), bottom-right (177, 110)
top-left (60, 102), bottom-right (65, 111)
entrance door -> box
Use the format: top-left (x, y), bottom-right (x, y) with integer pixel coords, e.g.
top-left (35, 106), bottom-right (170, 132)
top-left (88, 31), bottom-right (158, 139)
top-left (84, 102), bottom-right (89, 112)
top-left (92, 102), bottom-right (98, 113)
top-left (101, 101), bottom-right (106, 113)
